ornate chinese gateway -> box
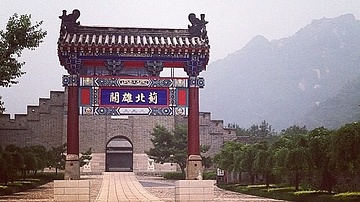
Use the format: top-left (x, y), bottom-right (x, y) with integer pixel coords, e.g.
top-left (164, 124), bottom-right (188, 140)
top-left (58, 9), bottom-right (210, 179)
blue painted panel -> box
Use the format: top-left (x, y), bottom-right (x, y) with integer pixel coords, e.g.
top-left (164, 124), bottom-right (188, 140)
top-left (100, 88), bottom-right (168, 107)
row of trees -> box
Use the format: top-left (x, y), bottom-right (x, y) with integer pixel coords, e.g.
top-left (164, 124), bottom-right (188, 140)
top-left (0, 143), bottom-right (92, 185)
top-left (228, 120), bottom-right (276, 137)
top-left (214, 122), bottom-right (360, 193)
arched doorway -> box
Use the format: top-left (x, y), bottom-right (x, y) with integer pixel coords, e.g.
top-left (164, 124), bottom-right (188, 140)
top-left (105, 136), bottom-right (133, 172)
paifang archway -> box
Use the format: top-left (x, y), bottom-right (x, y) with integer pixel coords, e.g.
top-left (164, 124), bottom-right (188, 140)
top-left (106, 136), bottom-right (133, 172)
top-left (57, 9), bottom-right (210, 180)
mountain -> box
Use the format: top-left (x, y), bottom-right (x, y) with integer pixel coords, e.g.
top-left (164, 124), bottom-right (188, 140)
top-left (200, 14), bottom-right (360, 131)
top-left (298, 77), bottom-right (360, 129)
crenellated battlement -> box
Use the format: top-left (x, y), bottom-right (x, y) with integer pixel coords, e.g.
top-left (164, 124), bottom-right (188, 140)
top-left (0, 91), bottom-right (65, 149)
top-left (0, 91), bottom-right (65, 126)
top-left (0, 114), bottom-right (28, 130)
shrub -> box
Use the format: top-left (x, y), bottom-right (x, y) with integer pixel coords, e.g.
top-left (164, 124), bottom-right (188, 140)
top-left (294, 190), bottom-right (327, 196)
top-left (268, 187), bottom-right (295, 193)
top-left (333, 192), bottom-right (360, 201)
top-left (163, 172), bottom-right (185, 180)
top-left (203, 171), bottom-right (216, 180)
top-left (0, 172), bottom-right (64, 196)
top-left (0, 186), bottom-right (14, 195)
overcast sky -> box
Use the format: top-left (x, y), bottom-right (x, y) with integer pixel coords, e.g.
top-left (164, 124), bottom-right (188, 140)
top-left (1, 0), bottom-right (360, 117)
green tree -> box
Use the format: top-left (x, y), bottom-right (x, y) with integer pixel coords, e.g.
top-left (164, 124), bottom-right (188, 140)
top-left (240, 143), bottom-right (265, 184)
top-left (146, 125), bottom-right (187, 174)
top-left (254, 149), bottom-right (272, 188)
top-left (247, 120), bottom-right (275, 137)
top-left (5, 144), bottom-right (25, 181)
top-left (0, 151), bottom-right (14, 184)
top-left (227, 123), bottom-right (249, 136)
top-left (331, 122), bottom-right (360, 191)
top-left (285, 147), bottom-right (308, 191)
top-left (22, 151), bottom-right (37, 179)
top-left (307, 127), bottom-right (335, 193)
top-left (49, 143), bottom-right (66, 174)
top-left (270, 128), bottom-right (310, 189)
top-left (146, 124), bottom-right (210, 175)
top-left (280, 125), bottom-right (308, 136)
top-left (0, 13), bottom-right (47, 112)
top-left (0, 148), bottom-right (13, 185)
top-left (0, 155), bottom-right (8, 184)
top-left (214, 141), bottom-right (244, 173)
top-left (28, 145), bottom-right (48, 174)
top-left (282, 134), bottom-right (309, 191)
top-left (80, 147), bottom-right (92, 167)
top-left (201, 145), bottom-right (213, 169)
top-left (0, 96), bottom-right (4, 114)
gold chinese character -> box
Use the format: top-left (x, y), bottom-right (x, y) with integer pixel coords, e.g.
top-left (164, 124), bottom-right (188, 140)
top-left (148, 92), bottom-right (158, 104)
top-left (135, 93), bottom-right (146, 103)
top-left (110, 92), bottom-right (120, 103)
top-left (122, 92), bottom-right (133, 103)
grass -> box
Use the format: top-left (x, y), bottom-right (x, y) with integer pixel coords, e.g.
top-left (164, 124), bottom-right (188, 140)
top-left (218, 184), bottom-right (360, 202)
top-left (0, 172), bottom-right (64, 196)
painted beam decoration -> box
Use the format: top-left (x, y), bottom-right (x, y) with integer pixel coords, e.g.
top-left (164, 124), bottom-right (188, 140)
top-left (58, 10), bottom-right (209, 117)
top-left (62, 76), bottom-right (204, 116)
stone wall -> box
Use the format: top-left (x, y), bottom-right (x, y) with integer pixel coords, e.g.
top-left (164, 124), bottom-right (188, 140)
top-left (0, 91), bottom-right (65, 149)
top-left (0, 90), bottom-right (238, 171)
top-left (77, 115), bottom-right (175, 153)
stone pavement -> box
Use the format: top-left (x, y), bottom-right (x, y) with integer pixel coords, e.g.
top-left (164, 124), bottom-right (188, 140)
top-left (137, 175), bottom-right (286, 202)
top-left (95, 172), bottom-right (163, 202)
top-left (0, 172), bottom-right (286, 201)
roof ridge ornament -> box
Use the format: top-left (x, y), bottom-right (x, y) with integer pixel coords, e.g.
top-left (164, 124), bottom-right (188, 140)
top-left (188, 13), bottom-right (208, 41)
top-left (59, 9), bottom-right (81, 34)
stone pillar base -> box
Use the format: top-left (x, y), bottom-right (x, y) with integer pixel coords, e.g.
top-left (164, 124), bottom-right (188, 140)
top-left (175, 180), bottom-right (214, 201)
top-left (54, 180), bottom-right (90, 201)
top-left (64, 154), bottom-right (80, 180)
top-left (186, 155), bottom-right (202, 180)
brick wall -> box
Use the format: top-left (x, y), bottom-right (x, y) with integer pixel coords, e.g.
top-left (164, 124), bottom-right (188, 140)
top-left (0, 91), bottom-right (65, 149)
top-left (0, 90), bottom-right (238, 162)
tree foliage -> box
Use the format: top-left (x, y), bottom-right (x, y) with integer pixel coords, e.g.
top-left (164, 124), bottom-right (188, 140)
top-left (0, 13), bottom-right (47, 112)
top-left (247, 120), bottom-right (276, 137)
top-left (49, 143), bottom-right (66, 175)
top-left (0, 143), bottom-right (92, 185)
top-left (214, 122), bottom-right (360, 192)
top-left (146, 124), bottom-right (211, 175)
top-left (80, 147), bottom-right (93, 167)
top-left (0, 13), bottom-right (47, 87)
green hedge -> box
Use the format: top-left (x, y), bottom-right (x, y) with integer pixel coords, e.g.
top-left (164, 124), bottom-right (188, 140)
top-left (203, 171), bottom-right (216, 180)
top-left (163, 172), bottom-right (185, 180)
top-left (0, 172), bottom-right (64, 196)
top-left (163, 171), bottom-right (217, 180)
top-left (333, 192), bottom-right (360, 201)
top-left (218, 184), bottom-right (360, 202)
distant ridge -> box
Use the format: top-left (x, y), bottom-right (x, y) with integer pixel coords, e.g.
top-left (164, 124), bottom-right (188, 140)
top-left (201, 13), bottom-right (360, 130)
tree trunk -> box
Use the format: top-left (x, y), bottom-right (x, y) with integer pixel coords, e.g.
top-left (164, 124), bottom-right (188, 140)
top-left (180, 163), bottom-right (186, 177)
top-left (250, 174), bottom-right (255, 185)
top-left (323, 169), bottom-right (333, 193)
top-left (294, 171), bottom-right (300, 191)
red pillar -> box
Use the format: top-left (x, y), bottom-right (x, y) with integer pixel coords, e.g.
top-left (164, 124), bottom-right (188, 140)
top-left (188, 86), bottom-right (200, 156)
top-left (67, 85), bottom-right (79, 155)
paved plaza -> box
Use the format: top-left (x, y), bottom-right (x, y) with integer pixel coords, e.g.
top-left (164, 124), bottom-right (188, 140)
top-left (0, 172), bottom-right (286, 201)
top-left (96, 173), bottom-right (162, 202)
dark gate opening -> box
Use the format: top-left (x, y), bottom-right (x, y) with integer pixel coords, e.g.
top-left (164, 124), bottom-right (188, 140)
top-left (105, 136), bottom-right (133, 172)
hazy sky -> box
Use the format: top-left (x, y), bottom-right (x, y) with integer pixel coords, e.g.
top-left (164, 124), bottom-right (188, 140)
top-left (2, 0), bottom-right (360, 116)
